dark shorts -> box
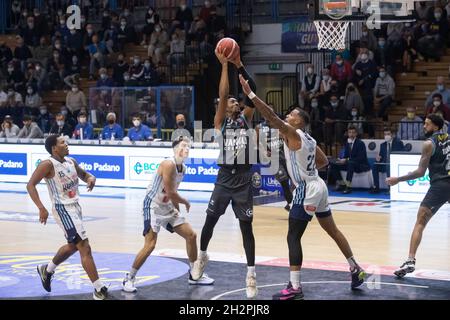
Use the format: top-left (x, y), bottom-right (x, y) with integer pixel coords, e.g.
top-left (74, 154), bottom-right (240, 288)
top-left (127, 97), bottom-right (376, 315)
top-left (420, 178), bottom-right (450, 215)
top-left (206, 168), bottom-right (253, 222)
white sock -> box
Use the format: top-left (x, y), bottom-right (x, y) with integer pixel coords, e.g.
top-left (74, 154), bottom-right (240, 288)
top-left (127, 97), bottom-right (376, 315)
top-left (247, 266), bottom-right (255, 277)
top-left (347, 256), bottom-right (358, 270)
top-left (290, 271), bottom-right (301, 290)
top-left (93, 279), bottom-right (104, 292)
top-left (199, 250), bottom-right (208, 258)
top-left (407, 257), bottom-right (416, 263)
top-left (189, 262), bottom-right (195, 270)
top-left (46, 261), bottom-right (57, 273)
top-left (129, 268), bottom-right (138, 279)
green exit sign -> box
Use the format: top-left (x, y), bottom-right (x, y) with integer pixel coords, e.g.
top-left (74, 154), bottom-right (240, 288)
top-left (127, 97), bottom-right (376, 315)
top-left (269, 63), bottom-right (282, 70)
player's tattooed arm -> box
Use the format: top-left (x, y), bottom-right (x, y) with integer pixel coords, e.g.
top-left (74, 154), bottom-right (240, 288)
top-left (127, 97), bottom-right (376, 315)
top-left (72, 158), bottom-right (96, 191)
top-left (239, 74), bottom-right (301, 150)
top-left (26, 160), bottom-right (53, 224)
top-left (387, 140), bottom-right (433, 186)
top-left (161, 161), bottom-right (190, 213)
top-left (214, 50), bottom-right (229, 130)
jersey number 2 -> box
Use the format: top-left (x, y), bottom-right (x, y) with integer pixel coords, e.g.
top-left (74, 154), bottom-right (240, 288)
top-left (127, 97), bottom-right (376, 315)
top-left (307, 154), bottom-right (316, 171)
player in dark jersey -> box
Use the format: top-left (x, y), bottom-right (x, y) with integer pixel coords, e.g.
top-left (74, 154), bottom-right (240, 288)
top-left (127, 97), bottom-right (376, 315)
top-left (387, 114), bottom-right (450, 278)
top-left (256, 119), bottom-right (293, 211)
top-left (191, 48), bottom-right (259, 298)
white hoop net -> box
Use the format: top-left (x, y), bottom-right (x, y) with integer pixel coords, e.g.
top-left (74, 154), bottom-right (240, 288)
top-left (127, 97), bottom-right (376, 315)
top-left (313, 20), bottom-right (350, 50)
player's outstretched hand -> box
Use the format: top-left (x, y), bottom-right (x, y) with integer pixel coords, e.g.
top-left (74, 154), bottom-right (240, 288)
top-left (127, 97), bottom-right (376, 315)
top-left (386, 177), bottom-right (399, 186)
top-left (215, 48), bottom-right (228, 65)
top-left (239, 74), bottom-right (251, 95)
top-left (86, 176), bottom-right (96, 192)
top-left (39, 207), bottom-right (49, 225)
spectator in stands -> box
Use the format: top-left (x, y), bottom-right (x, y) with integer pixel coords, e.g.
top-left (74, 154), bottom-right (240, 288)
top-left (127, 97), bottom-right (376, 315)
top-left (310, 97), bottom-right (325, 143)
top-left (169, 32), bottom-right (186, 71)
top-left (354, 52), bottom-right (377, 117)
top-left (400, 29), bottom-right (419, 73)
top-left (199, 32), bottom-right (214, 61)
top-left (83, 24), bottom-right (95, 50)
top-left (6, 61), bottom-right (26, 94)
top-left (127, 114), bottom-right (153, 141)
top-left (142, 60), bottom-right (159, 86)
top-left (60, 105), bottom-right (77, 129)
top-left (36, 105), bottom-right (53, 134)
top-left (49, 113), bottom-right (73, 137)
top-left (325, 78), bottom-right (344, 101)
top-left (103, 23), bottom-right (119, 54)
top-left (53, 38), bottom-right (71, 63)
top-left (374, 66), bottom-right (395, 121)
top-left (4, 86), bottom-right (24, 125)
top-left (148, 25), bottom-right (169, 65)
top-left (173, 113), bottom-right (193, 138)
top-left (32, 37), bottom-right (52, 72)
top-left (435, 109), bottom-right (450, 133)
top-left (20, 16), bottom-right (41, 48)
top-left (16, 7), bottom-right (29, 31)
top-left (318, 68), bottom-right (332, 103)
top-left (417, 7), bottom-right (449, 60)
top-left (117, 17), bottom-right (137, 51)
top-left (97, 68), bottom-right (114, 87)
top-left (0, 41), bottom-right (13, 73)
top-left (54, 16), bottom-right (70, 45)
top-left (17, 114), bottom-right (43, 139)
top-left (11, 0), bottom-right (22, 29)
top-left (14, 36), bottom-right (33, 74)
top-left (73, 112), bottom-right (94, 140)
top-left (88, 34), bottom-right (107, 80)
top-left (47, 49), bottom-right (65, 90)
top-left (0, 86), bottom-right (7, 108)
top-left (101, 112), bottom-right (124, 140)
top-left (353, 45), bottom-right (374, 68)
top-left (359, 24), bottom-right (377, 52)
top-left (66, 27), bottom-right (85, 61)
top-left (386, 23), bottom-right (404, 62)
top-left (347, 106), bottom-right (365, 135)
top-left (112, 53), bottom-right (129, 86)
top-left (199, 0), bottom-right (216, 25)
top-left (370, 128), bottom-right (404, 193)
top-left (208, 9), bottom-right (227, 42)
top-left (0, 115), bottom-right (20, 138)
top-left (32, 8), bottom-right (46, 35)
top-left (142, 7), bottom-right (161, 46)
top-left (66, 83), bottom-right (87, 118)
top-left (299, 64), bottom-right (320, 109)
top-left (425, 76), bottom-right (450, 107)
top-left (324, 93), bottom-right (346, 145)
top-left (29, 61), bottom-right (49, 93)
top-left (343, 82), bottom-right (364, 114)
top-left (374, 37), bottom-right (394, 75)
top-left (123, 71), bottom-right (134, 86)
top-left (172, 0), bottom-right (194, 35)
top-left (129, 56), bottom-right (145, 83)
top-left (330, 54), bottom-right (353, 88)
top-left (24, 85), bottom-right (42, 114)
top-left (63, 55), bottom-right (81, 88)
top-left (425, 93), bottom-right (450, 121)
top-left (329, 126), bottom-right (371, 194)
top-left (415, 1), bottom-right (434, 20)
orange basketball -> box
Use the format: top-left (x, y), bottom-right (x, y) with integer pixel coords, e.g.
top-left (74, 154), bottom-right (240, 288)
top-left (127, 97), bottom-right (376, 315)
top-left (216, 37), bottom-right (240, 60)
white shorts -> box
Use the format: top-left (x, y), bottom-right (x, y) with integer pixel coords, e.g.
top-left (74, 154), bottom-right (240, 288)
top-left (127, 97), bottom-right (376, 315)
top-left (291, 178), bottom-right (331, 221)
top-left (143, 204), bottom-right (186, 235)
top-left (52, 202), bottom-right (87, 243)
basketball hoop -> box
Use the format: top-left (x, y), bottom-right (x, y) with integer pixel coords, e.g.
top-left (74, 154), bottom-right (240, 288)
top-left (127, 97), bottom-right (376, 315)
top-left (313, 20), bottom-right (350, 50)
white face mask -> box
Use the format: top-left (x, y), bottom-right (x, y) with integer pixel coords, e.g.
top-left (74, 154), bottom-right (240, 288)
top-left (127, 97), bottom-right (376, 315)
top-left (133, 120), bottom-right (141, 127)
top-left (384, 135), bottom-right (392, 142)
top-left (311, 102), bottom-right (318, 108)
top-left (347, 138), bottom-right (354, 144)
top-left (331, 101), bottom-right (338, 108)
top-left (336, 60), bottom-right (343, 65)
top-left (40, 109), bottom-right (47, 115)
top-left (144, 63), bottom-right (150, 68)
top-left (155, 27), bottom-right (161, 33)
top-left (351, 111), bottom-right (357, 117)
top-left (72, 87), bottom-right (78, 92)
top-left (379, 72), bottom-right (386, 78)
top-left (433, 101), bottom-right (441, 107)
top-left (57, 120), bottom-right (64, 126)
top-left (27, 89), bottom-right (33, 94)
top-left (361, 54), bottom-right (368, 61)
top-left (323, 75), bottom-right (329, 81)
top-left (61, 110), bottom-right (68, 116)
top-left (307, 67), bottom-right (313, 74)
top-left (100, 74), bottom-right (107, 79)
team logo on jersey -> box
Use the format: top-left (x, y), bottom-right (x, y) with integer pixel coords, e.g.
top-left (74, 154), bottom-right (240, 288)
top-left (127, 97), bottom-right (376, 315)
top-left (245, 209), bottom-right (253, 217)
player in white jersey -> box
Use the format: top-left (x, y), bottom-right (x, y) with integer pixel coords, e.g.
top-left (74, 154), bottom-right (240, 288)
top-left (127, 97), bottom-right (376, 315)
top-left (122, 136), bottom-right (214, 293)
top-left (240, 75), bottom-right (366, 300)
top-left (26, 135), bottom-right (109, 300)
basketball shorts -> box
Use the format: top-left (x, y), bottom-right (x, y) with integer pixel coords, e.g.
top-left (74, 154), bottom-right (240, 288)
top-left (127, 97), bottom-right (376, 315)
top-left (143, 202), bottom-right (186, 235)
top-left (420, 178), bottom-right (450, 215)
top-left (206, 170), bottom-right (253, 222)
top-left (289, 178), bottom-right (331, 221)
top-left (53, 202), bottom-right (87, 244)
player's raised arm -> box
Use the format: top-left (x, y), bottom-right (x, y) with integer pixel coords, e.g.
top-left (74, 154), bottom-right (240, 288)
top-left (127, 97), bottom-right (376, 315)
top-left (386, 140), bottom-right (433, 186)
top-left (230, 56), bottom-right (256, 122)
top-left (161, 160), bottom-right (190, 213)
top-left (239, 74), bottom-right (301, 150)
top-left (26, 160), bottom-right (53, 224)
top-left (72, 158), bottom-right (96, 192)
top-left (214, 50), bottom-right (229, 130)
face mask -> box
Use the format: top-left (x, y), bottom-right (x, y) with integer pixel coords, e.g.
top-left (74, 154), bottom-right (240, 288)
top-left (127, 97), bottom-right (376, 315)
top-left (61, 110), bottom-right (68, 116)
top-left (60, 21), bottom-right (65, 25)
top-left (124, 76), bottom-right (130, 81)
top-left (405, 23), bottom-right (411, 27)
top-left (72, 88), bottom-right (78, 92)
top-left (336, 60), bottom-right (343, 65)
top-left (155, 28), bottom-right (161, 32)
top-left (323, 75), bottom-right (329, 81)
top-left (181, 5), bottom-right (187, 10)
top-left (55, 44), bottom-right (61, 49)
top-left (351, 111), bottom-right (357, 117)
top-left (108, 119), bottom-right (115, 125)
top-left (8, 68), bottom-right (13, 73)
top-left (133, 120), bottom-right (141, 127)
top-left (437, 84), bottom-right (444, 91)
top-left (384, 135), bottom-right (392, 142)
top-left (79, 117), bottom-right (87, 124)
top-left (362, 31), bottom-right (368, 36)
top-left (435, 13), bottom-right (441, 20)
top-left (177, 121), bottom-right (185, 127)
top-left (72, 58), bottom-right (78, 64)
top-left (433, 101), bottom-right (441, 107)
top-left (378, 41), bottom-right (385, 47)
top-left (87, 29), bottom-right (93, 34)
top-left (361, 54), bottom-right (368, 61)
top-left (147, 19), bottom-right (152, 23)
top-left (40, 109), bottom-right (47, 115)
top-left (8, 91), bottom-right (14, 96)
top-left (57, 120), bottom-right (64, 126)
top-left (81, 18), bottom-right (86, 24)
top-left (379, 72), bottom-right (386, 78)
top-left (144, 63), bottom-right (150, 68)
top-left (124, 11), bottom-right (130, 16)
top-left (100, 74), bottom-right (107, 79)
top-left (27, 89), bottom-right (33, 94)
top-left (311, 102), bottom-right (318, 108)
top-left (407, 112), bottom-right (415, 119)
top-left (121, 22), bottom-right (126, 27)
top-left (347, 138), bottom-right (354, 144)
top-left (148, 10), bottom-right (153, 15)
top-left (134, 59), bottom-right (140, 65)
top-left (331, 101), bottom-right (338, 108)
top-left (307, 68), bottom-right (313, 74)
top-left (35, 66), bottom-right (41, 71)
top-left (70, 30), bottom-right (76, 35)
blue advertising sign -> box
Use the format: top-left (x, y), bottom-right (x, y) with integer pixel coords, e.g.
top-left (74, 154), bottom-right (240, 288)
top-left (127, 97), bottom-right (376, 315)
top-left (0, 153), bottom-right (27, 175)
top-left (183, 159), bottom-right (219, 184)
top-left (282, 16), bottom-right (319, 52)
top-left (71, 155), bottom-right (124, 179)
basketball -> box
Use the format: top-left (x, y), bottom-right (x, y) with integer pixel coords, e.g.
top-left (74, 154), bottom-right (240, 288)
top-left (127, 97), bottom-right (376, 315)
top-left (216, 37), bottom-right (240, 60)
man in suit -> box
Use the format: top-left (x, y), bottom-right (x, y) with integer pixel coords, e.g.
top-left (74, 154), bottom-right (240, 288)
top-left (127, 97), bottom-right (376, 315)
top-left (370, 128), bottom-right (404, 193)
top-left (329, 126), bottom-right (371, 194)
